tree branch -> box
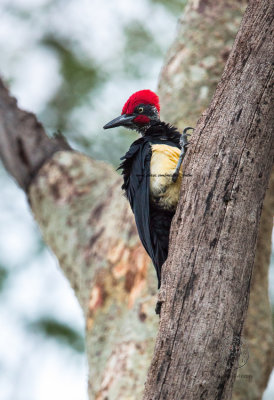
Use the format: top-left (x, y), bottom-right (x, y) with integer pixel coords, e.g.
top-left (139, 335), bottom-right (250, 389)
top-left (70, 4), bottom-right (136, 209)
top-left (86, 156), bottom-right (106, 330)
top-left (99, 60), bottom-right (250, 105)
top-left (0, 78), bottom-right (158, 399)
top-left (0, 79), bottom-right (70, 190)
top-left (143, 0), bottom-right (274, 398)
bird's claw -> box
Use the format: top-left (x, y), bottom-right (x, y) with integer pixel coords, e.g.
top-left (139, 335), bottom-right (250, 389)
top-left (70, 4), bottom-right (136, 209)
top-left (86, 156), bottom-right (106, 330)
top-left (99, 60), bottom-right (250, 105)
top-left (172, 172), bottom-right (179, 183)
top-left (172, 127), bottom-right (193, 182)
top-left (155, 301), bottom-right (163, 315)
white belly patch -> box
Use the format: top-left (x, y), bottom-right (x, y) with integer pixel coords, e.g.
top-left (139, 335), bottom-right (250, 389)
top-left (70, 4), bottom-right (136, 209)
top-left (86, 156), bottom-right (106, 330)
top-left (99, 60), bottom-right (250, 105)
top-left (150, 144), bottom-right (182, 211)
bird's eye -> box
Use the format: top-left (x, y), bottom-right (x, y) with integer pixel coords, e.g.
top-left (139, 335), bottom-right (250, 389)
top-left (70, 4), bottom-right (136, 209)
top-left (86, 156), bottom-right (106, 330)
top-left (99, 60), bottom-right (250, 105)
top-left (138, 107), bottom-right (144, 113)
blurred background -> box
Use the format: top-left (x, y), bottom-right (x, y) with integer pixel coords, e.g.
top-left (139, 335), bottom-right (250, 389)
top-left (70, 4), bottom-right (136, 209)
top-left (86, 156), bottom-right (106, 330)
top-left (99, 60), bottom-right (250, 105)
top-left (0, 0), bottom-right (273, 399)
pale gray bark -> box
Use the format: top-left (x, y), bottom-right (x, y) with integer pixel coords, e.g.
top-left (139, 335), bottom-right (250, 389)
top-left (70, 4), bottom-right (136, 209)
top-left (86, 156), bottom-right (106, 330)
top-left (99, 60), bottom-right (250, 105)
top-left (159, 0), bottom-right (247, 129)
top-left (29, 151), bottom-right (158, 399)
top-left (0, 80), bottom-right (70, 189)
top-left (0, 78), bottom-right (157, 399)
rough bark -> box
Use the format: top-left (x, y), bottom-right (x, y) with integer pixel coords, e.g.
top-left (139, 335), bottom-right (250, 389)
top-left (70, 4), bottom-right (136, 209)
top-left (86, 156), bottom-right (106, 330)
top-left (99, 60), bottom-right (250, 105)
top-left (158, 0), bottom-right (274, 397)
top-left (233, 171), bottom-right (274, 399)
top-left (158, 0), bottom-right (247, 129)
top-left (143, 1), bottom-right (274, 399)
top-left (0, 14), bottom-right (153, 400)
top-left (0, 81), bottom-right (70, 190)
top-left (29, 152), bottom-right (158, 400)
top-left (0, 78), bottom-right (157, 399)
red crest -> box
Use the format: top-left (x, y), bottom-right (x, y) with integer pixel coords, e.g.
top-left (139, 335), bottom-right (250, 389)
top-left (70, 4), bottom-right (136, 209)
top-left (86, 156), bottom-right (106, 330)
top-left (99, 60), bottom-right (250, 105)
top-left (122, 90), bottom-right (160, 115)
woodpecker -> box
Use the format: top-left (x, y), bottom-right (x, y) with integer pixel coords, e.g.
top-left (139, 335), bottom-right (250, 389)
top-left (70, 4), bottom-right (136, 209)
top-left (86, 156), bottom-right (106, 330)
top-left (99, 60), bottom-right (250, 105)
top-left (104, 90), bottom-right (190, 288)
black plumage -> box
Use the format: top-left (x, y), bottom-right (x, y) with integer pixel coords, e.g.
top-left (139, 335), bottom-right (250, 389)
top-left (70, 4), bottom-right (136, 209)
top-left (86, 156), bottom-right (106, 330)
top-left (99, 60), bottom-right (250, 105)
top-left (118, 122), bottom-right (181, 287)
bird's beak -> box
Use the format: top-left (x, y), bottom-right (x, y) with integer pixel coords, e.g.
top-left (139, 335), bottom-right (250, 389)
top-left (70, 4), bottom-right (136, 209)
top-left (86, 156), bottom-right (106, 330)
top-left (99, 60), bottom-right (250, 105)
top-left (103, 114), bottom-right (135, 129)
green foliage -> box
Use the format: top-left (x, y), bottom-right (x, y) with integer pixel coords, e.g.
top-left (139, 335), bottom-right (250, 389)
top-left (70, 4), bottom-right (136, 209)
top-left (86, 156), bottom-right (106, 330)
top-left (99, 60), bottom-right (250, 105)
top-left (124, 22), bottom-right (157, 55)
top-left (0, 265), bottom-right (8, 293)
top-left (43, 36), bottom-right (101, 94)
top-left (29, 317), bottom-right (85, 353)
top-left (86, 128), bottom-right (138, 168)
top-left (41, 36), bottom-right (104, 132)
top-left (150, 0), bottom-right (187, 14)
top-left (123, 21), bottom-right (163, 78)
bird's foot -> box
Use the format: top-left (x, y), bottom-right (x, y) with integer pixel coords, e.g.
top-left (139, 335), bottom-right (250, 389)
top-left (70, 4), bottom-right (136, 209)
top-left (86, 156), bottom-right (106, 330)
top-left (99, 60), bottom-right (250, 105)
top-left (172, 127), bottom-right (193, 182)
top-left (155, 301), bottom-right (163, 315)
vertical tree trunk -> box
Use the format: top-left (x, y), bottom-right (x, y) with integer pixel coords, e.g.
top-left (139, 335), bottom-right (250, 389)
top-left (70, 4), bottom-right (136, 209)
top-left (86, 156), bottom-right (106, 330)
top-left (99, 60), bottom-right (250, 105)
top-left (143, 1), bottom-right (274, 399)
top-left (158, 1), bottom-right (274, 398)
top-left (233, 172), bottom-right (274, 399)
top-left (158, 0), bottom-right (247, 129)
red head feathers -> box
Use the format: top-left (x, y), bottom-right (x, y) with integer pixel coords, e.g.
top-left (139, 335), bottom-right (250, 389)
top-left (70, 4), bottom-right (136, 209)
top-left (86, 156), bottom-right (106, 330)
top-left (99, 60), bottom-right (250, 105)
top-left (122, 90), bottom-right (160, 115)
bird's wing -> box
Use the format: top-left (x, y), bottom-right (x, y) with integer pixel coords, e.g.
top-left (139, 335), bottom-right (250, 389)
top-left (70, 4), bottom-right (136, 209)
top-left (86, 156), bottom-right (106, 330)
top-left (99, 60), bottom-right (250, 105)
top-left (119, 134), bottom-right (182, 287)
top-left (119, 139), bottom-right (161, 278)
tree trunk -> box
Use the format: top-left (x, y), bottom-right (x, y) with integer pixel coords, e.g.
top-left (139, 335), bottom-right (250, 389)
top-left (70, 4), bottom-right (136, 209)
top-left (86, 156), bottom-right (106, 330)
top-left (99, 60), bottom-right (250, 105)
top-left (143, 0), bottom-right (274, 399)
top-left (234, 171), bottom-right (274, 400)
top-left (158, 0), bottom-right (274, 398)
top-left (0, 0), bottom-right (273, 399)
top-left (158, 0), bottom-right (247, 129)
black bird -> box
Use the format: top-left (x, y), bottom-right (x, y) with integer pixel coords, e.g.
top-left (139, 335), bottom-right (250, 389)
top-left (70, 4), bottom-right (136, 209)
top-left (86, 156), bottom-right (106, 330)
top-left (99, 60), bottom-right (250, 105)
top-left (104, 90), bottom-right (190, 287)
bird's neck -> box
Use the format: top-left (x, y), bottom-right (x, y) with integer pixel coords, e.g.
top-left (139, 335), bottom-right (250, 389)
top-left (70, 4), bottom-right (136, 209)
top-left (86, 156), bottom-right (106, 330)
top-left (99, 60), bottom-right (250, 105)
top-left (142, 120), bottom-right (170, 137)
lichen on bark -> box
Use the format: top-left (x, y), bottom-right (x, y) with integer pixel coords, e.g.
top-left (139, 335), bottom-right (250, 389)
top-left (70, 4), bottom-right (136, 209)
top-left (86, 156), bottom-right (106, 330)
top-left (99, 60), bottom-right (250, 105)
top-left (29, 151), bottom-right (158, 399)
top-left (159, 0), bottom-right (247, 129)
